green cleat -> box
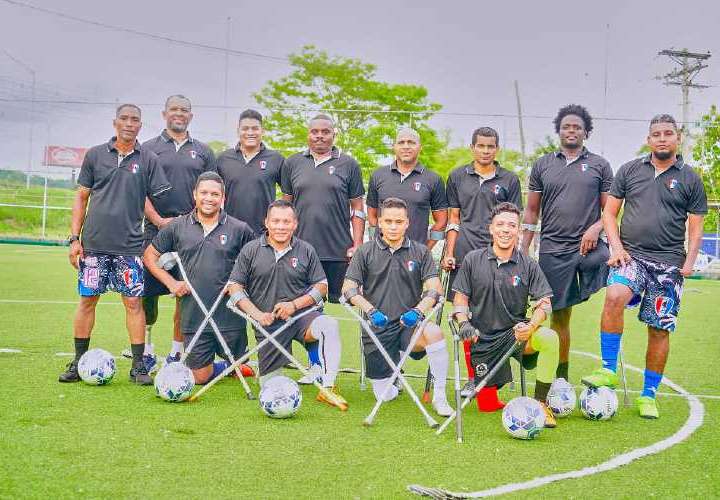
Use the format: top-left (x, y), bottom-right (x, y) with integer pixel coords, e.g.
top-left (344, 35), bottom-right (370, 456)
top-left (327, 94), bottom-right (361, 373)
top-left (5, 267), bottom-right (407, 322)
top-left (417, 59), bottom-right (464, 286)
top-left (581, 367), bottom-right (619, 389)
top-left (636, 396), bottom-right (659, 419)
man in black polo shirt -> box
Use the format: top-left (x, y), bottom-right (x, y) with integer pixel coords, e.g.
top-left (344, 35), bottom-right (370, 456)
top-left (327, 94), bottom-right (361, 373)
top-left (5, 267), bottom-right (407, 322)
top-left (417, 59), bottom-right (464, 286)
top-left (145, 172), bottom-right (255, 383)
top-left (217, 109), bottom-right (284, 235)
top-left (453, 202), bottom-right (559, 426)
top-left (59, 104), bottom-right (171, 386)
top-left (366, 128), bottom-right (448, 247)
top-left (342, 197), bottom-right (452, 417)
top-left (127, 95), bottom-right (216, 369)
top-left (521, 104), bottom-right (613, 383)
top-left (582, 115), bottom-right (707, 420)
top-left (443, 127), bottom-right (523, 399)
top-left (227, 200), bottom-right (347, 410)
top-left (281, 114), bottom-right (365, 303)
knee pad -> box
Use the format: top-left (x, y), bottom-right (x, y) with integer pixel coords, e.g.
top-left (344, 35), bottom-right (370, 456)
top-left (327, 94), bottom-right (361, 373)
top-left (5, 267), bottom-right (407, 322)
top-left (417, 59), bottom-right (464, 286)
top-left (531, 326), bottom-right (559, 352)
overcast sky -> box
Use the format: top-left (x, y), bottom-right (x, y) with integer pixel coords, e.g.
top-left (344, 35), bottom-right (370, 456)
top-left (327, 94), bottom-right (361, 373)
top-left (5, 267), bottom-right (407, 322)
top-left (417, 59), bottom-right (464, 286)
top-left (0, 0), bottom-right (718, 176)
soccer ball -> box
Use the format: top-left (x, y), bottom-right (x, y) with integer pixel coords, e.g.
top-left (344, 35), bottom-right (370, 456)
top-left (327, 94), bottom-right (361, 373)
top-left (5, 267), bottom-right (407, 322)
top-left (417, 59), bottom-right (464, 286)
top-left (259, 376), bottom-right (302, 419)
top-left (154, 362), bottom-right (195, 402)
top-left (501, 396), bottom-right (545, 440)
top-left (546, 378), bottom-right (577, 417)
top-left (77, 348), bottom-right (116, 385)
top-left (580, 386), bottom-right (618, 420)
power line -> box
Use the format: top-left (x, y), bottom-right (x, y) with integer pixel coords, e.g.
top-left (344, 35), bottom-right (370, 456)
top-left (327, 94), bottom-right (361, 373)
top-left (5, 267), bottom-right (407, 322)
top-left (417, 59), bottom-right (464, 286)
top-left (0, 0), bottom-right (288, 63)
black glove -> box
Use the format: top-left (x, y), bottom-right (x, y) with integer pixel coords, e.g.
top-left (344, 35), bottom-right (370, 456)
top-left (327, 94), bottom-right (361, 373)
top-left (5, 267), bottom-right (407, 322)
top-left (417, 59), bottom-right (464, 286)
top-left (458, 321), bottom-right (477, 340)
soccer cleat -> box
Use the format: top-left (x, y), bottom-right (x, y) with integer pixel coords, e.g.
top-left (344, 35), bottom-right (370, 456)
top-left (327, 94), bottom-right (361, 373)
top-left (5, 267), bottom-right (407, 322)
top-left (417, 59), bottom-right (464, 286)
top-left (58, 360), bottom-right (80, 383)
top-left (460, 379), bottom-right (476, 398)
top-left (636, 396), bottom-right (659, 419)
top-left (297, 364), bottom-right (322, 385)
top-left (581, 367), bottom-right (619, 389)
top-left (121, 348), bottom-right (133, 359)
top-left (432, 397), bottom-right (453, 417)
top-left (539, 402), bottom-right (557, 428)
top-left (143, 353), bottom-right (158, 374)
top-left (238, 363), bottom-right (255, 378)
top-left (129, 363), bottom-right (153, 385)
top-left (165, 352), bottom-right (182, 365)
top-left (316, 386), bottom-right (349, 411)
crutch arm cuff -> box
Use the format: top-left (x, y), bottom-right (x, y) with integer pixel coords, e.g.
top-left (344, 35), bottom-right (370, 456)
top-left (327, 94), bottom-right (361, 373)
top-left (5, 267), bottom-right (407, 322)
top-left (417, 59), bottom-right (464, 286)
top-left (227, 289), bottom-right (249, 308)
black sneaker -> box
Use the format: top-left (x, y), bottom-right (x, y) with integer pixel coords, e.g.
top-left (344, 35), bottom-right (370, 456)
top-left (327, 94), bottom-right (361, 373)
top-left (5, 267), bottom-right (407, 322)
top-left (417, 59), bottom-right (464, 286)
top-left (129, 363), bottom-right (153, 385)
top-left (59, 360), bottom-right (80, 383)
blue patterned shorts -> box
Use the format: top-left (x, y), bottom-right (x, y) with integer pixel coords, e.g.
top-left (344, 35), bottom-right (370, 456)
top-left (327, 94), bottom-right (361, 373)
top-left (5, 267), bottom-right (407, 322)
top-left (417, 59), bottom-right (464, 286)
top-left (607, 256), bottom-right (684, 332)
top-left (78, 253), bottom-right (144, 297)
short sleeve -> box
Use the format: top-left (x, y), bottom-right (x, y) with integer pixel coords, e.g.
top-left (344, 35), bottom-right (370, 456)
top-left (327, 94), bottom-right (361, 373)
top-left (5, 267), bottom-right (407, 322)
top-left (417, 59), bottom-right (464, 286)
top-left (687, 174), bottom-right (708, 215)
top-left (229, 245), bottom-right (252, 286)
top-left (345, 246), bottom-right (367, 286)
top-left (366, 170), bottom-right (379, 208)
top-left (77, 150), bottom-right (95, 189)
top-left (528, 160), bottom-right (543, 192)
top-left (420, 247), bottom-right (439, 281)
top-left (151, 221), bottom-right (177, 254)
top-left (203, 147), bottom-right (217, 173)
top-left (273, 156), bottom-right (285, 186)
top-left (146, 152), bottom-right (171, 198)
top-left (348, 160), bottom-right (365, 199)
top-left (609, 164), bottom-right (627, 199)
top-left (527, 260), bottom-right (553, 301)
top-left (430, 175), bottom-right (449, 211)
top-left (507, 174), bottom-right (523, 211)
top-left (306, 245), bottom-right (327, 285)
top-left (451, 256), bottom-right (473, 297)
top-left (446, 171), bottom-right (460, 209)
top-left (280, 158), bottom-right (294, 196)
top-left (600, 159), bottom-right (613, 192)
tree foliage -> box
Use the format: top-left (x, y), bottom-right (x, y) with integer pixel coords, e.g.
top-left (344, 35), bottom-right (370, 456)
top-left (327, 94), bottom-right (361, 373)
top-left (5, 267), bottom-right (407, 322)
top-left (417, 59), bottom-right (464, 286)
top-left (692, 105), bottom-right (720, 230)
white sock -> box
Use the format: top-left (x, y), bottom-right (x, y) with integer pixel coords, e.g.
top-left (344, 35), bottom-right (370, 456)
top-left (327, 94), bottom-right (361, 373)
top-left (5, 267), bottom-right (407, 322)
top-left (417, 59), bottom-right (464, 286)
top-left (310, 316), bottom-right (341, 387)
top-left (426, 339), bottom-right (448, 400)
top-left (144, 325), bottom-right (153, 355)
top-left (370, 377), bottom-right (399, 402)
top-left (171, 340), bottom-right (184, 355)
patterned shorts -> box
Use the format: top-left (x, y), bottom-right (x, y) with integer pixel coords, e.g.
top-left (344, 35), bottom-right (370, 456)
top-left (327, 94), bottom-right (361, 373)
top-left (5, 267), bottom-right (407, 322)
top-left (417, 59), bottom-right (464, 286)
top-left (607, 256), bottom-right (684, 332)
top-left (78, 253), bottom-right (144, 297)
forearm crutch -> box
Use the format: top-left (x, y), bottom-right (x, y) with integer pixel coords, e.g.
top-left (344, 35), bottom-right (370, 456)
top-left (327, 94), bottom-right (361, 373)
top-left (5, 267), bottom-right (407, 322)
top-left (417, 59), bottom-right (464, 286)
top-left (422, 269), bottom-right (451, 404)
top-left (618, 346), bottom-right (630, 407)
top-left (448, 317), bottom-right (463, 443)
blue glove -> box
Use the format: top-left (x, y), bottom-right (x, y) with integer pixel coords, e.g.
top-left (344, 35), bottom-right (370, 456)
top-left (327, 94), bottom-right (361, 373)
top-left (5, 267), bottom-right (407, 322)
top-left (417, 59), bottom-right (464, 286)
top-left (368, 308), bottom-right (388, 329)
top-left (400, 308), bottom-right (424, 328)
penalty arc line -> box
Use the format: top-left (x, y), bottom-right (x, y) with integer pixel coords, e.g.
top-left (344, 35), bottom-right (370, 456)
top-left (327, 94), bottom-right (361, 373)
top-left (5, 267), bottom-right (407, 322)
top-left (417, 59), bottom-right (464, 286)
top-left (407, 350), bottom-right (705, 499)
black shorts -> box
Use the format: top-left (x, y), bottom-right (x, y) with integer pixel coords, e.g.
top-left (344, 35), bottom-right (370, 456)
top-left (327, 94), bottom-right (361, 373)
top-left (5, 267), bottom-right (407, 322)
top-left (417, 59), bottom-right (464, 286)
top-left (362, 320), bottom-right (425, 379)
top-left (141, 240), bottom-right (177, 297)
top-left (254, 310), bottom-right (322, 375)
top-left (183, 328), bottom-right (248, 370)
top-left (320, 260), bottom-right (348, 303)
top-left (470, 328), bottom-right (538, 388)
top-left (538, 241), bottom-right (609, 311)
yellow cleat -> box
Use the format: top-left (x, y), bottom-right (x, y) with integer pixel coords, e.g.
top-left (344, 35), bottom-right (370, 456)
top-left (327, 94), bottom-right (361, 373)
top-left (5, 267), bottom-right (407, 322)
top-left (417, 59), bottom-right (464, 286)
top-left (316, 386), bottom-right (349, 411)
top-left (540, 402), bottom-right (557, 428)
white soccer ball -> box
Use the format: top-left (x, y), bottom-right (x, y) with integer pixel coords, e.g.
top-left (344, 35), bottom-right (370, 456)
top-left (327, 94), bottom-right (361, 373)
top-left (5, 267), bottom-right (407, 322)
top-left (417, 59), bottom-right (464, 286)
top-left (259, 375), bottom-right (302, 419)
top-left (546, 378), bottom-right (577, 417)
top-left (580, 386), bottom-right (618, 420)
top-left (154, 362), bottom-right (195, 402)
top-left (501, 396), bottom-right (545, 440)
top-left (78, 348), bottom-right (116, 385)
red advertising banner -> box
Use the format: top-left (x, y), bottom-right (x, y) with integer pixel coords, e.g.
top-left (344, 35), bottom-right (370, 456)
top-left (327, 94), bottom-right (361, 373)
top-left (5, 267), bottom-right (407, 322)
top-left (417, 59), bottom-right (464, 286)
top-left (43, 146), bottom-right (87, 167)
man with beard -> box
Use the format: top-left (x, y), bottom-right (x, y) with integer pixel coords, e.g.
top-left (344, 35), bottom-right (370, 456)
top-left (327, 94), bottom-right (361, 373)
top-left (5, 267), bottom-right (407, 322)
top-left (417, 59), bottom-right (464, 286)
top-left (582, 115), bottom-right (707, 419)
top-left (521, 104), bottom-right (613, 383)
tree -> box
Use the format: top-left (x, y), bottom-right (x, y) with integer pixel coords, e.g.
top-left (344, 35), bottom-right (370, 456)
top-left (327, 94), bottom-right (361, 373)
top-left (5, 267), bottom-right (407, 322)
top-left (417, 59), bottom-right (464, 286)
top-left (692, 105), bottom-right (720, 231)
top-left (527, 136), bottom-right (558, 165)
top-left (433, 145), bottom-right (526, 184)
top-left (207, 140), bottom-right (228, 157)
top-left (254, 46), bottom-right (445, 177)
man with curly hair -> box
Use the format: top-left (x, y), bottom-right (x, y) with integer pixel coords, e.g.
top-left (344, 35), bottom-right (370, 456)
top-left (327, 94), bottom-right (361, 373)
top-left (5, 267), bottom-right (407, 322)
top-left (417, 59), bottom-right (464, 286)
top-left (520, 104), bottom-right (613, 383)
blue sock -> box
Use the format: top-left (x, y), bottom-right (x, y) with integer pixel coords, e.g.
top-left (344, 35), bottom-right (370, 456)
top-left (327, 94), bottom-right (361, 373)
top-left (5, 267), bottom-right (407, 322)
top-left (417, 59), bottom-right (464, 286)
top-left (600, 332), bottom-right (622, 372)
top-left (212, 360), bottom-right (229, 379)
top-left (307, 342), bottom-right (320, 366)
top-left (642, 369), bottom-right (663, 398)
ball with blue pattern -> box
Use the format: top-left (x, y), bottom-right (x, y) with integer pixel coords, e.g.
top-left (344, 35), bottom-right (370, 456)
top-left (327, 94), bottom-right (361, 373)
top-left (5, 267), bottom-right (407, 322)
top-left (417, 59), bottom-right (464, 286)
top-left (154, 362), bottom-right (195, 402)
top-left (78, 348), bottom-right (116, 385)
top-left (501, 396), bottom-right (545, 440)
top-left (580, 386), bottom-right (618, 420)
top-left (546, 378), bottom-right (577, 417)
top-left (259, 375), bottom-right (302, 419)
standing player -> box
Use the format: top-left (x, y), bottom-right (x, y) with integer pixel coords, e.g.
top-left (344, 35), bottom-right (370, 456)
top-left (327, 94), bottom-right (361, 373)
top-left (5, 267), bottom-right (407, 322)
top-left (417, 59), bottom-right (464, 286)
top-left (144, 172), bottom-right (255, 383)
top-left (453, 202), bottom-right (559, 427)
top-left (227, 200), bottom-right (347, 410)
top-left (521, 105), bottom-right (613, 383)
top-left (217, 109), bottom-right (284, 235)
top-left (582, 115), bottom-right (707, 419)
top-left (342, 197), bottom-right (453, 416)
top-left (366, 128), bottom-right (448, 248)
top-left (59, 104), bottom-right (170, 385)
top-left (127, 95), bottom-right (216, 369)
top-left (442, 127), bottom-right (523, 403)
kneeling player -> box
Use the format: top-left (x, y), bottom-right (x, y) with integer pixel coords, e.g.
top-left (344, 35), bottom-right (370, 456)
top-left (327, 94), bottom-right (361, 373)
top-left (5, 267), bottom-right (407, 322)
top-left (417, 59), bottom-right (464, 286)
top-left (227, 200), bottom-right (347, 410)
top-left (342, 197), bottom-right (452, 417)
top-left (144, 172), bottom-right (255, 383)
top-left (452, 202), bottom-right (559, 427)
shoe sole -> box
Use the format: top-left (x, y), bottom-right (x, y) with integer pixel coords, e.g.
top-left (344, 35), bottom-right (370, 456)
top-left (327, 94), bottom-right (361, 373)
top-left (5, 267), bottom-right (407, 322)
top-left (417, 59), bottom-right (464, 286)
top-left (581, 378), bottom-right (617, 389)
top-left (316, 395), bottom-right (349, 411)
top-left (58, 378), bottom-right (80, 383)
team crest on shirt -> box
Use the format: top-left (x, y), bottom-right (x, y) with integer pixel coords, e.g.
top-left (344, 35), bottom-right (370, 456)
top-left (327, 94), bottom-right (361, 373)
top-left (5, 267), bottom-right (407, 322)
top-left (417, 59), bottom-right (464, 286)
top-left (581, 163), bottom-right (589, 172)
top-left (130, 163), bottom-right (139, 174)
top-left (668, 179), bottom-right (679, 189)
top-left (328, 165), bottom-right (335, 175)
top-left (260, 160), bottom-right (267, 170)
top-left (510, 275), bottom-right (521, 287)
top-left (493, 184), bottom-right (503, 195)
top-left (413, 182), bottom-right (422, 192)
top-left (406, 260), bottom-right (416, 272)
top-left (190, 150), bottom-right (197, 159)
top-left (655, 296), bottom-right (674, 316)
top-left (220, 234), bottom-right (227, 245)
top-left (290, 257), bottom-right (298, 268)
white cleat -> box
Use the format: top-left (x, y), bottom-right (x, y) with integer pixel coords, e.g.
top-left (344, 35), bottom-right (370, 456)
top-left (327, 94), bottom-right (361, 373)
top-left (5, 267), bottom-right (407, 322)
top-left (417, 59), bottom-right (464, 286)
top-left (432, 397), bottom-right (454, 417)
top-left (297, 364), bottom-right (322, 385)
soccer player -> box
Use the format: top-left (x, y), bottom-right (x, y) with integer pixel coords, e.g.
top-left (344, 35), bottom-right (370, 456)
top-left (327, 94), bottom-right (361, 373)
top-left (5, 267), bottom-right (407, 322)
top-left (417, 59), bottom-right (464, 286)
top-left (227, 200), bottom-right (347, 410)
top-left (60, 104), bottom-right (171, 385)
top-left (443, 127), bottom-right (523, 399)
top-left (217, 109), bottom-right (284, 235)
top-left (366, 128), bottom-right (448, 248)
top-left (582, 114), bottom-right (707, 419)
top-left (521, 105), bottom-right (613, 383)
top-left (144, 172), bottom-right (255, 383)
top-left (342, 197), bottom-right (453, 417)
top-left (128, 95), bottom-right (216, 369)
top-left (452, 202), bottom-right (559, 426)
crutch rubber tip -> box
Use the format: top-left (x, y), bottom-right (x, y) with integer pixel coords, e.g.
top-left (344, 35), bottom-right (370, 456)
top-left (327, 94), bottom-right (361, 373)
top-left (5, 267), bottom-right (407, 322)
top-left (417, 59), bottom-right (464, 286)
top-left (362, 419), bottom-right (373, 427)
top-left (429, 421), bottom-right (439, 429)
top-left (421, 391), bottom-right (431, 404)
top-left (246, 393), bottom-right (257, 400)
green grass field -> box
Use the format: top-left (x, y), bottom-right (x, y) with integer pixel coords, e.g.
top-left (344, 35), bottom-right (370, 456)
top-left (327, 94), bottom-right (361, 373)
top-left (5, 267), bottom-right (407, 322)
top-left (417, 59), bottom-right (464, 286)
top-left (0, 244), bottom-right (718, 499)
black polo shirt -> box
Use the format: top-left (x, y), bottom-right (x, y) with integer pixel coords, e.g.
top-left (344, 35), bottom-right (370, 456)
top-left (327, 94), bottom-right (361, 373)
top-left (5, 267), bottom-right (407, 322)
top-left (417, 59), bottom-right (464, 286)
top-left (281, 147), bottom-right (365, 261)
top-left (142, 131), bottom-right (216, 240)
top-left (217, 143), bottom-right (284, 235)
top-left (366, 162), bottom-right (448, 243)
top-left (452, 246), bottom-right (553, 338)
top-left (446, 163), bottom-right (523, 263)
top-left (229, 235), bottom-right (327, 313)
top-left (152, 211), bottom-right (255, 334)
top-left (346, 236), bottom-right (438, 322)
top-left (528, 148), bottom-right (613, 254)
top-left (611, 155), bottom-right (708, 267)
top-left (77, 137), bottom-right (170, 256)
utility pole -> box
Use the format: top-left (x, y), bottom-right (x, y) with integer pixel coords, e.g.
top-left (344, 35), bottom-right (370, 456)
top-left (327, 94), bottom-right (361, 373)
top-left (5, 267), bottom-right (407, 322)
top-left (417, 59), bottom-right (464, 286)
top-left (513, 80), bottom-right (526, 164)
top-left (656, 48), bottom-right (711, 159)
